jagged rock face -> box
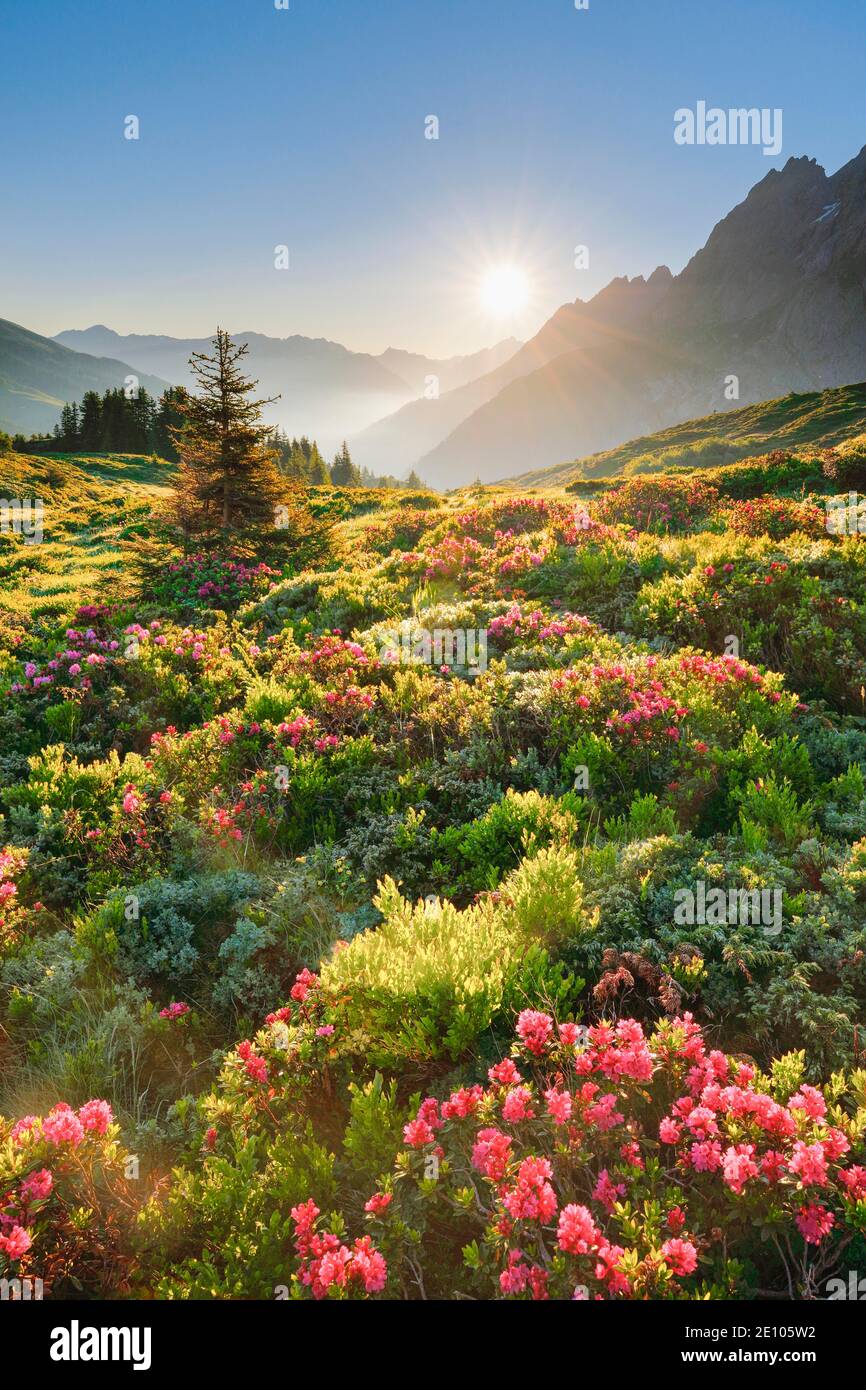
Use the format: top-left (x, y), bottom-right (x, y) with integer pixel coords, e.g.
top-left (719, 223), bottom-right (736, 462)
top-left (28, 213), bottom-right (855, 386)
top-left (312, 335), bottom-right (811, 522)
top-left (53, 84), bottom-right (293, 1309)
top-left (659, 151), bottom-right (866, 381)
top-left (414, 147), bottom-right (866, 487)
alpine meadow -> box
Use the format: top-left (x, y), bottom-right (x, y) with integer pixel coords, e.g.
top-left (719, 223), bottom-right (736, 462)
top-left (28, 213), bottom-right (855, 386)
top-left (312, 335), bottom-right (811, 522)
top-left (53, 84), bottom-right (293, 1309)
top-left (3, 0), bottom-right (866, 1351)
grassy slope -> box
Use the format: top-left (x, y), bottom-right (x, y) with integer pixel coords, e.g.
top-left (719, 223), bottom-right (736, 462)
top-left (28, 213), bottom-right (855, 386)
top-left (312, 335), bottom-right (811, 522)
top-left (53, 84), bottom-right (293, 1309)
top-left (0, 452), bottom-right (174, 633)
top-left (0, 316), bottom-right (172, 436)
top-left (507, 382), bottom-right (866, 488)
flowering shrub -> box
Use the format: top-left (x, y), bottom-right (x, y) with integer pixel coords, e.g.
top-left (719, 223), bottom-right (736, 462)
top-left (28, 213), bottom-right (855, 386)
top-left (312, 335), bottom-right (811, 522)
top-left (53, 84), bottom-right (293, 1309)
top-left (632, 553), bottom-right (866, 711)
top-left (722, 495), bottom-right (827, 539)
top-left (0, 1098), bottom-right (136, 1297)
top-left (148, 554), bottom-right (281, 612)
top-left (592, 477), bottom-right (720, 533)
top-left (399, 524), bottom-right (558, 596)
top-left (291, 1199), bottom-right (387, 1298)
top-left (8, 621), bottom-right (122, 698)
top-left (365, 1010), bottom-right (866, 1299)
top-left (360, 507), bottom-right (445, 556)
top-left (434, 497), bottom-right (562, 543)
top-left (0, 846), bottom-right (38, 947)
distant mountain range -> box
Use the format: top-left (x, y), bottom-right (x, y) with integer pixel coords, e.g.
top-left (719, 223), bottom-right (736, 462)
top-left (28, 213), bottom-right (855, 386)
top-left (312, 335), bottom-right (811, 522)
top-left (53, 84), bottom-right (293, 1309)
top-left (5, 142), bottom-right (866, 482)
top-left (51, 327), bottom-right (519, 458)
top-left (0, 318), bottom-right (170, 437)
top-left (353, 143), bottom-right (866, 487)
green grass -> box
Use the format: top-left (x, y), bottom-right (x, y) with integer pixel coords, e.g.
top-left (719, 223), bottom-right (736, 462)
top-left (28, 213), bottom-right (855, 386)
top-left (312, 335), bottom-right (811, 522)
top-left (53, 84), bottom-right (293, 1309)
top-left (0, 452), bottom-right (172, 634)
top-left (510, 382), bottom-right (866, 488)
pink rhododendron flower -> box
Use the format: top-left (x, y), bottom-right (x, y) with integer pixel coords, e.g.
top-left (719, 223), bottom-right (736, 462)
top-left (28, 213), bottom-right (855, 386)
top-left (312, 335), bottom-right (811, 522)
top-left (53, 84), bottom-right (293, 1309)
top-left (584, 1093), bottom-right (624, 1131)
top-left (557, 1204), bottom-right (600, 1255)
top-left (796, 1203), bottom-right (835, 1245)
top-left (661, 1238), bottom-right (698, 1277)
top-left (722, 1143), bottom-right (758, 1194)
top-left (441, 1085), bottom-right (483, 1119)
top-left (10, 1115), bottom-right (40, 1144)
top-left (544, 1086), bottom-right (573, 1125)
top-left (78, 1099), bottom-right (113, 1135)
top-left (788, 1084), bottom-right (826, 1121)
top-left (592, 1168), bottom-right (626, 1213)
top-left (488, 1058), bottom-right (522, 1086)
top-left (42, 1103), bottom-right (84, 1147)
top-left (690, 1140), bottom-right (723, 1172)
top-left (472, 1128), bottom-right (512, 1181)
top-left (244, 1055), bottom-right (268, 1084)
top-left (291, 968), bottom-right (319, 1002)
top-left (503, 1156), bottom-right (557, 1223)
top-left (159, 1002), bottom-right (190, 1021)
top-left (364, 1192), bottom-right (392, 1215)
top-left (502, 1085), bottom-right (535, 1122)
top-left (0, 1224), bottom-right (32, 1260)
top-left (349, 1236), bottom-right (387, 1293)
top-left (516, 1009), bottom-right (554, 1056)
top-left (403, 1118), bottom-right (435, 1148)
top-left (839, 1165), bottom-right (866, 1202)
top-left (789, 1140), bottom-right (829, 1188)
top-left (659, 1117), bottom-right (681, 1143)
top-left (20, 1167), bottom-right (53, 1202)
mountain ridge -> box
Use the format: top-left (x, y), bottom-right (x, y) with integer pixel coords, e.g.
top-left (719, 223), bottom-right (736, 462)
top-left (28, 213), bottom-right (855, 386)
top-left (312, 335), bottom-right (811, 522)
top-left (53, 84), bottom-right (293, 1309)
top-left (0, 318), bottom-right (170, 438)
top-left (407, 143), bottom-right (866, 487)
top-left (52, 326), bottom-right (520, 458)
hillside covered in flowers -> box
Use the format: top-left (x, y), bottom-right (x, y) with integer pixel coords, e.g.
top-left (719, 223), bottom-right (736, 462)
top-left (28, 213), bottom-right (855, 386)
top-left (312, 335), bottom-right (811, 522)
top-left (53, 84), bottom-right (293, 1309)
top-left (3, 440), bottom-right (866, 1301)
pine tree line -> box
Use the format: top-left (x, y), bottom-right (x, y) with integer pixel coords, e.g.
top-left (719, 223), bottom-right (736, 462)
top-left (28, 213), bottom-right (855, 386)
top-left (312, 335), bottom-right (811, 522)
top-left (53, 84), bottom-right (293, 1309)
top-left (15, 386), bottom-right (189, 459)
top-left (13, 380), bottom-right (429, 491)
top-left (264, 430), bottom-right (424, 490)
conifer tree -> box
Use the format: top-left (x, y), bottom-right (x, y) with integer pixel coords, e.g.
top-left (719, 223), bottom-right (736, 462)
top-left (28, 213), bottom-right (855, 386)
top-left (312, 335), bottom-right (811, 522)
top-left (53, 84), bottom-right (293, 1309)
top-left (167, 328), bottom-right (287, 536)
top-left (79, 391), bottom-right (102, 450)
top-left (307, 442), bottom-right (331, 486)
top-left (330, 440), bottom-right (362, 486)
top-left (284, 442), bottom-right (310, 482)
top-left (154, 387), bottom-right (189, 461)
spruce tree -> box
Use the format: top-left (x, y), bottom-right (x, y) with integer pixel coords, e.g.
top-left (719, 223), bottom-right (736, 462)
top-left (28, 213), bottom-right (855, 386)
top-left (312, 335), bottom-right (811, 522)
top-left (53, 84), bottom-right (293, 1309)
top-left (79, 391), bottom-right (102, 450)
top-left (307, 443), bottom-right (331, 486)
top-left (167, 328), bottom-right (287, 536)
top-left (154, 387), bottom-right (189, 462)
top-left (284, 442), bottom-right (310, 482)
top-left (330, 440), bottom-right (361, 486)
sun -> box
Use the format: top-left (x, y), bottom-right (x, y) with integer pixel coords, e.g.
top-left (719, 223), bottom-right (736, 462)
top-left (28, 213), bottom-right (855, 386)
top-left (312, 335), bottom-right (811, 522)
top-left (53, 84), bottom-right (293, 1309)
top-left (479, 264), bottom-right (531, 317)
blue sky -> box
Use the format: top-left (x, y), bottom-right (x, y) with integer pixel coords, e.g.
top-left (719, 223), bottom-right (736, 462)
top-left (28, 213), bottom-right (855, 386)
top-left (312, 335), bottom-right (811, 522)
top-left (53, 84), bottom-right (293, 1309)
top-left (1, 0), bottom-right (865, 356)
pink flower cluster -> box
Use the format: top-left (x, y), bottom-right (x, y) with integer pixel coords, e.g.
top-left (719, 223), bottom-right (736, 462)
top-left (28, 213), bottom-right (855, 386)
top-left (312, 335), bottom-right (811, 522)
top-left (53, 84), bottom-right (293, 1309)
top-left (9, 623), bottom-right (121, 695)
top-left (0, 1167), bottom-right (55, 1262)
top-left (396, 1010), bottom-right (864, 1297)
top-left (487, 603), bottom-right (593, 648)
top-left (1, 1099), bottom-right (113, 1266)
top-left (10, 1099), bottom-right (112, 1150)
top-left (159, 1001), bottom-right (191, 1021)
top-left (291, 1200), bottom-right (387, 1298)
top-left (551, 659), bottom-right (689, 745)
